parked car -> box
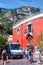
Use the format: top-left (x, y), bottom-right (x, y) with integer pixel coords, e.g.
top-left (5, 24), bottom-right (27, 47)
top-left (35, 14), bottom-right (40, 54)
top-left (6, 43), bottom-right (24, 59)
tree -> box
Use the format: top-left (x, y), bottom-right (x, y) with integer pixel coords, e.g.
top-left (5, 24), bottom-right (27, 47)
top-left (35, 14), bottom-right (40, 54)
top-left (35, 31), bottom-right (43, 61)
top-left (36, 8), bottom-right (40, 13)
top-left (0, 35), bottom-right (8, 48)
top-left (0, 17), bottom-right (14, 35)
top-left (36, 32), bottom-right (43, 51)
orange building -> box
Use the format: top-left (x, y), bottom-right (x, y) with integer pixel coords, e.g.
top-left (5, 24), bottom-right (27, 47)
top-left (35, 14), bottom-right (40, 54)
top-left (12, 13), bottom-right (43, 52)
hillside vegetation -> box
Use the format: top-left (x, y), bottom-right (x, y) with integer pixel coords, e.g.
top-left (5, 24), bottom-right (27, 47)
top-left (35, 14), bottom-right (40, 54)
top-left (0, 6), bottom-right (40, 35)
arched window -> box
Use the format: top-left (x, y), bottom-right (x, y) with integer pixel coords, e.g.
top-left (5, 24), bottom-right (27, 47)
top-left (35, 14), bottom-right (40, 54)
top-left (16, 28), bottom-right (20, 34)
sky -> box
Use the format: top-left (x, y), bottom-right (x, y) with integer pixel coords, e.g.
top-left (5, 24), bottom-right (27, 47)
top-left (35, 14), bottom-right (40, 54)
top-left (0, 0), bottom-right (43, 12)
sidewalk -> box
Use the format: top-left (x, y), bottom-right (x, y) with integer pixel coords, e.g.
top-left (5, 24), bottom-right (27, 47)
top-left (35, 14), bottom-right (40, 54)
top-left (33, 52), bottom-right (43, 61)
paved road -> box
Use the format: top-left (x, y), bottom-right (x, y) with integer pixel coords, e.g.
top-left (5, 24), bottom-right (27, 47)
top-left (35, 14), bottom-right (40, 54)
top-left (0, 58), bottom-right (41, 65)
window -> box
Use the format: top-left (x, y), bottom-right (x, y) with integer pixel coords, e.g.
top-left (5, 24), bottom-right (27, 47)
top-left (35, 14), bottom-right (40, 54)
top-left (17, 28), bottom-right (20, 34)
top-left (28, 38), bottom-right (32, 44)
top-left (35, 46), bottom-right (40, 52)
top-left (27, 24), bottom-right (32, 32)
top-left (36, 46), bottom-right (40, 52)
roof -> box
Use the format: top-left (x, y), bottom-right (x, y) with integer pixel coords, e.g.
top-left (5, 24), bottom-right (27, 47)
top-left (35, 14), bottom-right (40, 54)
top-left (13, 13), bottom-right (43, 29)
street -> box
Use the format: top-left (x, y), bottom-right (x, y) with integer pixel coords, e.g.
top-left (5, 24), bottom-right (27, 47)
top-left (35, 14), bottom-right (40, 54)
top-left (0, 58), bottom-right (42, 65)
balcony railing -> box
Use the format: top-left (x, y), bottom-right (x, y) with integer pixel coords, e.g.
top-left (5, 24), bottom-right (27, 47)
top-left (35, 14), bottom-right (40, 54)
top-left (25, 31), bottom-right (33, 39)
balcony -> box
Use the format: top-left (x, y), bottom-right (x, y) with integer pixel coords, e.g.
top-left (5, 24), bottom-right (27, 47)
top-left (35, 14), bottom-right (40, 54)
top-left (25, 32), bottom-right (33, 39)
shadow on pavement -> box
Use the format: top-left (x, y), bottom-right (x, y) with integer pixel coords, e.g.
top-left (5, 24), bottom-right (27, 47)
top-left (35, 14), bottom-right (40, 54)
top-left (6, 61), bottom-right (11, 63)
top-left (33, 61), bottom-right (37, 63)
top-left (29, 60), bottom-right (37, 63)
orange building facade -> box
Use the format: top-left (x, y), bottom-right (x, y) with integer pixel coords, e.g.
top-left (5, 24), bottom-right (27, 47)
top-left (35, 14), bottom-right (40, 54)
top-left (12, 13), bottom-right (43, 52)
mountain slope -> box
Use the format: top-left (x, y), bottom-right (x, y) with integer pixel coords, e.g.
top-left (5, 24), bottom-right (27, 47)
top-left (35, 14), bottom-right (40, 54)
top-left (0, 6), bottom-right (40, 35)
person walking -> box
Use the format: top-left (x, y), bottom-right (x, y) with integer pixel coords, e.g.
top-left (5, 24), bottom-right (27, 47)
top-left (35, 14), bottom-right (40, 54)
top-left (2, 47), bottom-right (7, 65)
top-left (25, 46), bottom-right (29, 61)
top-left (29, 45), bottom-right (34, 63)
